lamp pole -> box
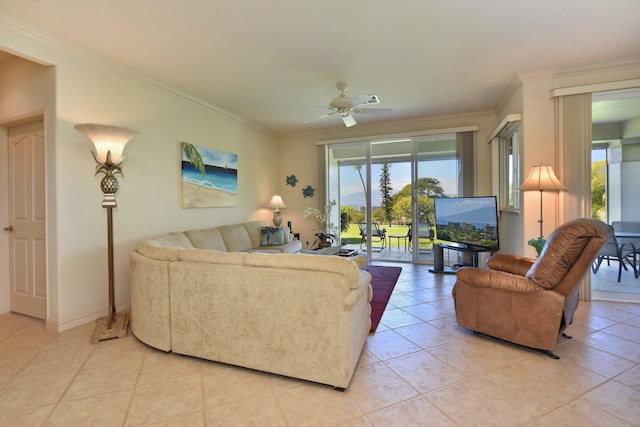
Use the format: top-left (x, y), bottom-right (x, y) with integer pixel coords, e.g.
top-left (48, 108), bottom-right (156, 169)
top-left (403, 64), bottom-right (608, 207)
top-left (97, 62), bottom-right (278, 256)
top-left (537, 189), bottom-right (544, 239)
top-left (106, 205), bottom-right (116, 328)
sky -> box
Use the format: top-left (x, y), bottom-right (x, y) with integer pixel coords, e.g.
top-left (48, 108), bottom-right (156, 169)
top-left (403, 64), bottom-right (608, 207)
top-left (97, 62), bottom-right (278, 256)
top-left (339, 159), bottom-right (458, 208)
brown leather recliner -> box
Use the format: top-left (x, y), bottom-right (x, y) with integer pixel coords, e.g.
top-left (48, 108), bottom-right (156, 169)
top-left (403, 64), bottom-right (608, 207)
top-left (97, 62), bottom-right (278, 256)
top-left (452, 218), bottom-right (611, 358)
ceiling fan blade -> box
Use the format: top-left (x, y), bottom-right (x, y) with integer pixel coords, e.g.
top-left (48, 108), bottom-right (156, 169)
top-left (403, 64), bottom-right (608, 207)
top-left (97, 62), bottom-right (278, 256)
top-left (303, 111), bottom-right (337, 124)
top-left (341, 113), bottom-right (357, 127)
top-left (354, 108), bottom-right (393, 115)
top-left (350, 94), bottom-right (371, 107)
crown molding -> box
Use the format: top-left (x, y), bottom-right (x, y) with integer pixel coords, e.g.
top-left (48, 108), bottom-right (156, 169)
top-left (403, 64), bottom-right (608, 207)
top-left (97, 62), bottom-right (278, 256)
top-left (550, 78), bottom-right (640, 99)
top-left (493, 74), bottom-right (523, 115)
top-left (553, 56), bottom-right (640, 80)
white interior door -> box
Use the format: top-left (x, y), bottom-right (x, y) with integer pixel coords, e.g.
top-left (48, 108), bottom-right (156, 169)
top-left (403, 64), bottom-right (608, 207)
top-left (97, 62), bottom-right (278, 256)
top-left (7, 120), bottom-right (46, 319)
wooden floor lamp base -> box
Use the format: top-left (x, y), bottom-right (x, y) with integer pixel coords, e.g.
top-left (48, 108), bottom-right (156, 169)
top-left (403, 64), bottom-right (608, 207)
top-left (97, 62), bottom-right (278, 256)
top-left (90, 312), bottom-right (129, 344)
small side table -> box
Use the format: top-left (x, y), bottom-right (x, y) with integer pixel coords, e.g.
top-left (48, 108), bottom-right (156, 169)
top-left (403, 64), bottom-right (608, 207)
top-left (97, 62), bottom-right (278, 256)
top-left (388, 234), bottom-right (408, 251)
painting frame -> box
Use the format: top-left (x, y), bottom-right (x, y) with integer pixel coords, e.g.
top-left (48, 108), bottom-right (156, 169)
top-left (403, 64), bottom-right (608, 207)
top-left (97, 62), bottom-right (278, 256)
top-left (181, 142), bottom-right (238, 208)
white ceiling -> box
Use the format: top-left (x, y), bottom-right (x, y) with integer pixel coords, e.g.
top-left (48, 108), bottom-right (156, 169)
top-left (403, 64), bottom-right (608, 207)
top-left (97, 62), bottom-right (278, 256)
top-left (1, 1), bottom-right (640, 134)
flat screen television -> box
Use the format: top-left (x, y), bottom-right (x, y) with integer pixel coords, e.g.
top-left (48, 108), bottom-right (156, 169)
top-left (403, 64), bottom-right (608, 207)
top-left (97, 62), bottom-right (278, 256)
top-left (434, 196), bottom-right (499, 251)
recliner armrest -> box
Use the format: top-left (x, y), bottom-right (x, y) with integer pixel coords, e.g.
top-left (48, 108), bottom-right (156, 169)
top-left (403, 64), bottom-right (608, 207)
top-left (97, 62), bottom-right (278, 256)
top-left (455, 267), bottom-right (542, 293)
top-left (486, 254), bottom-right (535, 277)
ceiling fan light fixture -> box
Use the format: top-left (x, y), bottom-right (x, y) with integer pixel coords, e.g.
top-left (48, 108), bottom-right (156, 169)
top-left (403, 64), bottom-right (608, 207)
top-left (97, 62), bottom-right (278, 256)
top-left (341, 113), bottom-right (357, 127)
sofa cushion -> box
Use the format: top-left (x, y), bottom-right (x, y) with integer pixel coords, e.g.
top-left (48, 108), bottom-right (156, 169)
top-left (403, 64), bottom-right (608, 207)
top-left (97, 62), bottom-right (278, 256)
top-left (260, 226), bottom-right (285, 246)
top-left (218, 223), bottom-right (253, 252)
top-left (184, 227), bottom-right (227, 252)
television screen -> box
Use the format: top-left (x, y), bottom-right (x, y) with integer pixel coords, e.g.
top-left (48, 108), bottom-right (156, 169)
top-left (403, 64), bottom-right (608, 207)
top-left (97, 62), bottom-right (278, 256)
top-left (434, 196), bottom-right (499, 250)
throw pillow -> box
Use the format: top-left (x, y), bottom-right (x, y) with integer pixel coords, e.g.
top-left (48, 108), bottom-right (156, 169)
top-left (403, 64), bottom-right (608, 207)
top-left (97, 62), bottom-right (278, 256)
top-left (260, 226), bottom-right (284, 246)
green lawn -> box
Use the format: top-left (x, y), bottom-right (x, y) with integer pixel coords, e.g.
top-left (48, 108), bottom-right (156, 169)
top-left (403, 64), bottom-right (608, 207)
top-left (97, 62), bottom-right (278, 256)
top-left (340, 223), bottom-right (435, 249)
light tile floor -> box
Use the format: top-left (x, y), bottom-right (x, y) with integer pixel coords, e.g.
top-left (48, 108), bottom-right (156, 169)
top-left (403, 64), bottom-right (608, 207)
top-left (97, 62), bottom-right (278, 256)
top-left (1, 263), bottom-right (640, 426)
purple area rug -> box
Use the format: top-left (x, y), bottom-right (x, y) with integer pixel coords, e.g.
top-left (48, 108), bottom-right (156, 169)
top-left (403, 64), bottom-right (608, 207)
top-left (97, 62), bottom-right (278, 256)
top-left (368, 265), bottom-right (402, 333)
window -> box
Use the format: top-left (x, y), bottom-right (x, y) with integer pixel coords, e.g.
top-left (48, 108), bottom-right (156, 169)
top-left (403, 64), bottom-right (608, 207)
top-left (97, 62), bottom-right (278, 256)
top-left (501, 124), bottom-right (519, 209)
top-left (490, 114), bottom-right (521, 211)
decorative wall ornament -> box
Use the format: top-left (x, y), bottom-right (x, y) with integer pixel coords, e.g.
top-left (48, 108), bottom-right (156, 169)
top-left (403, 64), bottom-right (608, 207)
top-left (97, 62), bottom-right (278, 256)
top-left (286, 174), bottom-right (298, 187)
top-left (181, 142), bottom-right (238, 208)
top-left (302, 185), bottom-right (315, 198)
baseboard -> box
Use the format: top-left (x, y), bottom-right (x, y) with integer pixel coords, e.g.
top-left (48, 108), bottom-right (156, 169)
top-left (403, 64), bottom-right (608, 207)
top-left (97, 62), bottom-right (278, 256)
top-left (591, 291), bottom-right (640, 303)
top-left (45, 301), bottom-right (131, 333)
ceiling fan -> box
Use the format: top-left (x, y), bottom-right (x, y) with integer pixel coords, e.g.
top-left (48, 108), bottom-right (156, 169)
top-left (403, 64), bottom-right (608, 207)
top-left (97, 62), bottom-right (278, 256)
top-left (305, 82), bottom-right (392, 127)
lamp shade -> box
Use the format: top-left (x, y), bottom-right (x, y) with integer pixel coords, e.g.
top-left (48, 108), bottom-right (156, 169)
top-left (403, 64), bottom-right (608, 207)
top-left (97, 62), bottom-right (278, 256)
top-left (74, 123), bottom-right (138, 165)
top-left (266, 194), bottom-right (287, 210)
top-left (519, 164), bottom-right (566, 192)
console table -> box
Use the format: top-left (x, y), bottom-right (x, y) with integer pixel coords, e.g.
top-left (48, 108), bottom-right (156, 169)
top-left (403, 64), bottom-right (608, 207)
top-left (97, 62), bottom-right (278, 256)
top-left (429, 243), bottom-right (492, 274)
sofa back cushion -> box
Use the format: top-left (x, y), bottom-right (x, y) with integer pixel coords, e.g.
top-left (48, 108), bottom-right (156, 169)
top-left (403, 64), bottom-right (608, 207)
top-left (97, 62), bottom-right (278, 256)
top-left (243, 221), bottom-right (268, 248)
top-left (218, 223), bottom-right (253, 252)
top-left (136, 240), bottom-right (185, 261)
top-left (245, 252), bottom-right (360, 288)
top-left (179, 248), bottom-right (247, 265)
top-left (184, 227), bottom-right (227, 252)
top-left (152, 231), bottom-right (193, 248)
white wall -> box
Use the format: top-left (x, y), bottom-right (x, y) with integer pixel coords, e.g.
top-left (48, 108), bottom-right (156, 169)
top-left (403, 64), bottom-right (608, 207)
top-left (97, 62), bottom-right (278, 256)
top-left (0, 22), bottom-right (279, 331)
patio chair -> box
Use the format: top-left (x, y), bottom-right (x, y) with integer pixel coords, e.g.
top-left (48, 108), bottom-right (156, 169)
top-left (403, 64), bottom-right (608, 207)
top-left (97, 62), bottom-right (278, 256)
top-left (358, 222), bottom-right (387, 251)
top-left (592, 224), bottom-right (637, 282)
top-left (408, 222), bottom-right (434, 253)
top-left (611, 221), bottom-right (640, 263)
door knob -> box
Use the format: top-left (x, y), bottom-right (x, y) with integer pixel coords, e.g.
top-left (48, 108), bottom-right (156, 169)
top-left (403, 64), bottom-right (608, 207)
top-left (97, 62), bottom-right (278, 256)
top-left (3, 225), bottom-right (12, 231)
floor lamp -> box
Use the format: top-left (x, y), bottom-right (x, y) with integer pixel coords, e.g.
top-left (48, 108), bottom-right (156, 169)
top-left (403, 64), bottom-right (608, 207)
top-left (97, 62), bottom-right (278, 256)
top-left (75, 123), bottom-right (138, 344)
top-left (519, 164), bottom-right (566, 239)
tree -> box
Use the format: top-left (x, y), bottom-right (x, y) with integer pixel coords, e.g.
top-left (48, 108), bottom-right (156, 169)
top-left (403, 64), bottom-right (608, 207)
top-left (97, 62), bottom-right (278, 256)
top-left (391, 177), bottom-right (445, 224)
top-left (181, 142), bottom-right (205, 175)
top-left (591, 160), bottom-right (606, 221)
top-left (340, 205), bottom-right (363, 231)
top-left (352, 164), bottom-right (367, 201)
top-left (379, 163), bottom-right (393, 226)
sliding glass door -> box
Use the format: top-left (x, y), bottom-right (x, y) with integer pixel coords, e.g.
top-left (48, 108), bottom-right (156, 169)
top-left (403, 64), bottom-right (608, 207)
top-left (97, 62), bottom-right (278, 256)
top-left (413, 135), bottom-right (459, 262)
top-left (326, 132), bottom-right (467, 264)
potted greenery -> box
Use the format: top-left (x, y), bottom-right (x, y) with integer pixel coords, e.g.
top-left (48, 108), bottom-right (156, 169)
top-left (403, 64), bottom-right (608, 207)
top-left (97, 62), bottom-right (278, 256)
top-left (528, 237), bottom-right (546, 257)
top-left (304, 200), bottom-right (340, 249)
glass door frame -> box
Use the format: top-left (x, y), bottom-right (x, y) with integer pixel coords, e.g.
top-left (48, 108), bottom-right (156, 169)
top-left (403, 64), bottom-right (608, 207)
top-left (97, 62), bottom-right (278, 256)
top-left (326, 139), bottom-right (429, 264)
top-left (324, 128), bottom-right (472, 264)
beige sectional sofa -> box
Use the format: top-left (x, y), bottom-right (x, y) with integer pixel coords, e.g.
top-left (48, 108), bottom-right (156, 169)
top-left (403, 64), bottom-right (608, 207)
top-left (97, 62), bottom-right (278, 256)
top-left (130, 221), bottom-right (373, 389)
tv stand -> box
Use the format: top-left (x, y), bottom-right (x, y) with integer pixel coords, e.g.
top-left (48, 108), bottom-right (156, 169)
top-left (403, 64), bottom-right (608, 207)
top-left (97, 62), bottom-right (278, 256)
top-left (429, 243), bottom-right (492, 274)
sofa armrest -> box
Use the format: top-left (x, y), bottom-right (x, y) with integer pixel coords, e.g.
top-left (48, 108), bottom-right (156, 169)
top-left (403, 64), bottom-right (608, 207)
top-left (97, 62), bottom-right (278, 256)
top-left (455, 267), bottom-right (542, 293)
top-left (486, 254), bottom-right (535, 277)
top-left (342, 270), bottom-right (372, 311)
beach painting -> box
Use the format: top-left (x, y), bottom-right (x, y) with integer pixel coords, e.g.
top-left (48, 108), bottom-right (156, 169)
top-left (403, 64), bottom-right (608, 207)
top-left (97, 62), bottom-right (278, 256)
top-left (181, 142), bottom-right (238, 208)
